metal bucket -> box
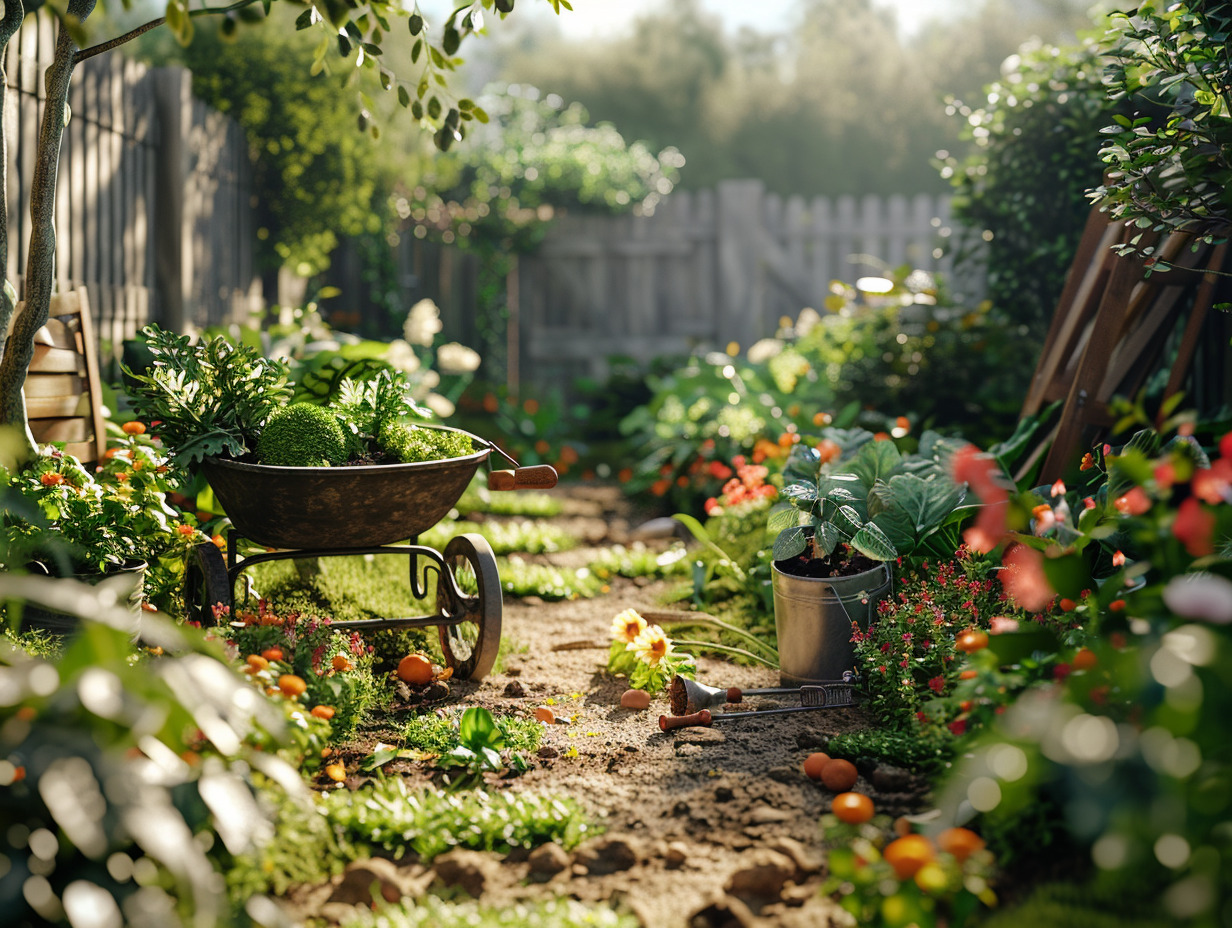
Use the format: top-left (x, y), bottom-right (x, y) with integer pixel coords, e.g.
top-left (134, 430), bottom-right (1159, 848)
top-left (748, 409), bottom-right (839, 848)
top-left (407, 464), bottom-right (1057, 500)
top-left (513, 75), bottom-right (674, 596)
top-left (771, 561), bottom-right (892, 685)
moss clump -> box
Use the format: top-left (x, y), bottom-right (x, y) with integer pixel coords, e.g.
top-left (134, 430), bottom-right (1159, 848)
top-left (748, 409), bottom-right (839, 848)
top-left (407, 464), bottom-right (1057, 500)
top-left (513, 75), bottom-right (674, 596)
top-left (257, 403), bottom-right (347, 467)
top-left (378, 422), bottom-right (474, 464)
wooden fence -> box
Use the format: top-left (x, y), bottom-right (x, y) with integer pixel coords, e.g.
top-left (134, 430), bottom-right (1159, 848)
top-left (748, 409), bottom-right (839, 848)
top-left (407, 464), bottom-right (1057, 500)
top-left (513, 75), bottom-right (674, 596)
top-left (4, 16), bottom-right (260, 363)
top-left (513, 180), bottom-right (955, 390)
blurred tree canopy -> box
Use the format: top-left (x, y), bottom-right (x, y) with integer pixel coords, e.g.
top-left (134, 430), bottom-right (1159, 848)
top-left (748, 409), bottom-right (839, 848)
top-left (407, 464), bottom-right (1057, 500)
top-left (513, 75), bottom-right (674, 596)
top-left (498, 0), bottom-right (1097, 197)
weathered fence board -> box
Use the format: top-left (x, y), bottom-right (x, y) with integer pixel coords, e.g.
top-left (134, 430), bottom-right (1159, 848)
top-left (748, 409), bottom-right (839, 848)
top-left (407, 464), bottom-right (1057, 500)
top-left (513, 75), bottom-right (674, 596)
top-left (513, 180), bottom-right (955, 388)
top-left (4, 16), bottom-right (259, 363)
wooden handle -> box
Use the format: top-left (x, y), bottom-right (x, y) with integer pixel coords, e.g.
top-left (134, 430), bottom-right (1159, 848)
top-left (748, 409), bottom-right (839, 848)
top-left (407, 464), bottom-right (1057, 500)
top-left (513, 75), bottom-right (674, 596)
top-left (489, 465), bottom-right (559, 491)
top-left (726, 688), bottom-right (742, 704)
top-left (659, 709), bottom-right (712, 731)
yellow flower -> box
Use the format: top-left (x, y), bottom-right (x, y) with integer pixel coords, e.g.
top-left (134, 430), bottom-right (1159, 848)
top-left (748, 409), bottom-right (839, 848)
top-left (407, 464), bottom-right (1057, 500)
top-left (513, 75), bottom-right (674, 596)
top-left (629, 625), bottom-right (674, 667)
top-left (610, 608), bottom-right (648, 644)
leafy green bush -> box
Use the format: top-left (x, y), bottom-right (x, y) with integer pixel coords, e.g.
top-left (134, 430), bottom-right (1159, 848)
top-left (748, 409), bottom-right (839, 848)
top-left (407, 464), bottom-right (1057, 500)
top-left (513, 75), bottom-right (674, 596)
top-left (825, 727), bottom-right (955, 776)
top-left (256, 402), bottom-right (347, 467)
top-left (402, 707), bottom-right (543, 757)
top-left (939, 39), bottom-right (1118, 335)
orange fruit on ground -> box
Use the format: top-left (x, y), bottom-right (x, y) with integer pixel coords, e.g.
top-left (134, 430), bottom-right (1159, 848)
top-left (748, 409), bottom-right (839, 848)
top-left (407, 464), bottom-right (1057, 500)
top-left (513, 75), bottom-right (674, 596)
top-left (1072, 648), bottom-right (1098, 671)
top-left (884, 834), bottom-right (935, 880)
top-left (122, 421), bottom-right (147, 435)
top-left (246, 654), bottom-right (269, 671)
top-left (820, 758), bottom-right (859, 792)
top-left (956, 628), bottom-right (989, 654)
top-left (397, 653), bottom-right (434, 686)
top-left (831, 792), bottom-right (875, 824)
top-left (534, 706), bottom-right (556, 724)
top-left (262, 647), bottom-right (284, 662)
top-left (332, 654), bottom-right (354, 672)
top-left (324, 763), bottom-right (346, 783)
top-left (277, 674), bottom-right (307, 698)
top-left (802, 752), bottom-right (831, 781)
top-left (310, 705), bottom-right (336, 721)
top-left (937, 827), bottom-right (985, 862)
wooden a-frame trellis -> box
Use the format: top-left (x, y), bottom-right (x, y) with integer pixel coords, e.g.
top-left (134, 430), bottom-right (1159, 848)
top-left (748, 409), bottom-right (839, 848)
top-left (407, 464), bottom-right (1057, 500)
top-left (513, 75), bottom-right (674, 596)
top-left (1019, 208), bottom-right (1232, 483)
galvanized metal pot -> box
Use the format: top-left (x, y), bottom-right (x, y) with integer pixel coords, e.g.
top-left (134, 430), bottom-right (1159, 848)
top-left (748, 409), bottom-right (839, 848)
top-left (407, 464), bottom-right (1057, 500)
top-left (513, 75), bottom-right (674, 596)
top-left (771, 560), bottom-right (892, 685)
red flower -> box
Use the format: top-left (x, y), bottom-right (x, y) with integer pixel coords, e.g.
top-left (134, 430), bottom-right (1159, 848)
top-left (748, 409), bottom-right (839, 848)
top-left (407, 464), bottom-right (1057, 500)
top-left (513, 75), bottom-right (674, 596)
top-left (1112, 549), bottom-right (1126, 567)
top-left (928, 676), bottom-right (945, 694)
top-left (704, 498), bottom-right (720, 516)
top-left (1051, 479), bottom-right (1066, 497)
top-left (1080, 452), bottom-right (1096, 471)
top-left (1109, 599), bottom-right (1126, 612)
top-left (948, 719), bottom-right (967, 736)
top-left (1154, 461), bottom-right (1177, 492)
top-left (1173, 497), bottom-right (1216, 557)
top-left (1053, 662), bottom-right (1071, 681)
top-left (1192, 459), bottom-right (1232, 504)
top-left (1220, 431), bottom-right (1232, 461)
top-left (39, 472), bottom-right (63, 487)
top-left (1114, 486), bottom-right (1151, 516)
top-left (1083, 497), bottom-right (1096, 510)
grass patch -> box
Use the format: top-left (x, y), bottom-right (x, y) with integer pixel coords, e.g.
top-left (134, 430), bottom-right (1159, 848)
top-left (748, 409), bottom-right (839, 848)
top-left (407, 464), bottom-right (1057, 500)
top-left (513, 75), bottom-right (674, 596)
top-left (498, 557), bottom-right (605, 601)
top-left (456, 485), bottom-right (563, 518)
top-left (402, 708), bottom-right (544, 756)
top-left (423, 519), bottom-right (577, 555)
top-left (2, 626), bottom-right (65, 661)
top-left (589, 543), bottom-right (689, 581)
top-left (825, 727), bottom-right (955, 775)
top-left (323, 779), bottom-right (597, 861)
top-left (343, 898), bottom-right (638, 928)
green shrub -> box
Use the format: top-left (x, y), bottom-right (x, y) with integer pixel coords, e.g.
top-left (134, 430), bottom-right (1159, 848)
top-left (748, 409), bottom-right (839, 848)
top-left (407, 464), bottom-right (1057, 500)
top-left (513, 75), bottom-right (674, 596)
top-left (825, 727), bottom-right (955, 775)
top-left (402, 708), bottom-right (544, 756)
top-left (256, 402), bottom-right (347, 467)
top-left (378, 421), bottom-right (474, 464)
top-left (342, 898), bottom-right (639, 928)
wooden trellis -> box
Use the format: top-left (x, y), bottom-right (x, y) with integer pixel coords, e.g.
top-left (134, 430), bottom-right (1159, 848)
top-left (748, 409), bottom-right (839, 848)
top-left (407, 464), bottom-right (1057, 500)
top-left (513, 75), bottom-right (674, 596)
top-left (1021, 209), bottom-right (1231, 482)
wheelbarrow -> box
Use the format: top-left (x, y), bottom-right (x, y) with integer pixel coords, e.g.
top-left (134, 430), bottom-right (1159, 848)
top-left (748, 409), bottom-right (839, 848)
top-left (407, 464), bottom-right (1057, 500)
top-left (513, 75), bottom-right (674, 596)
top-left (183, 426), bottom-right (556, 681)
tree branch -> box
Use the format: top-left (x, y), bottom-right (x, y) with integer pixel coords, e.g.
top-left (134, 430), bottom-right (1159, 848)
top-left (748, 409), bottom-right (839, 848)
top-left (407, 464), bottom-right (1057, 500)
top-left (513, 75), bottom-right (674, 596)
top-left (74, 0), bottom-right (269, 63)
top-left (0, 1), bottom-right (26, 369)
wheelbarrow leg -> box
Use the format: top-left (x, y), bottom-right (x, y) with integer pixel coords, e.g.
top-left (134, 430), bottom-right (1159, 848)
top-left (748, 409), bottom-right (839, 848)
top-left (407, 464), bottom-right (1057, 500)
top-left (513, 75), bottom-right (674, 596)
top-left (436, 533), bottom-right (502, 681)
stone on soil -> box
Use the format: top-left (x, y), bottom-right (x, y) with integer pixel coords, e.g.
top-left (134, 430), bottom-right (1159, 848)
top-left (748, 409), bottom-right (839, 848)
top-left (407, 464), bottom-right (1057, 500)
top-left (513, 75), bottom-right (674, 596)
top-left (431, 849), bottom-right (500, 897)
top-left (575, 835), bottom-right (642, 875)
top-left (724, 848), bottom-right (797, 898)
top-left (527, 842), bottom-right (571, 878)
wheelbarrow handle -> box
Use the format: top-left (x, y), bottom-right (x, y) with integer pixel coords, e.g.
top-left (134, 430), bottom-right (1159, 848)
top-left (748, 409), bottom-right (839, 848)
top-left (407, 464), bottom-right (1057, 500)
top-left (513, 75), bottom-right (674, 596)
top-left (489, 465), bottom-right (558, 491)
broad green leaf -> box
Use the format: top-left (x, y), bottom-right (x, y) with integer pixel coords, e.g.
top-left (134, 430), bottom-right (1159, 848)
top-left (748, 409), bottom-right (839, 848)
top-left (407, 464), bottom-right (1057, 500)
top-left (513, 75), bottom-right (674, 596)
top-left (766, 503), bottom-right (800, 533)
top-left (846, 439), bottom-right (902, 489)
top-left (773, 525), bottom-right (808, 561)
top-left (832, 505), bottom-right (864, 536)
top-left (1041, 551), bottom-right (1091, 599)
top-left (815, 522), bottom-right (842, 557)
top-left (849, 522), bottom-right (897, 561)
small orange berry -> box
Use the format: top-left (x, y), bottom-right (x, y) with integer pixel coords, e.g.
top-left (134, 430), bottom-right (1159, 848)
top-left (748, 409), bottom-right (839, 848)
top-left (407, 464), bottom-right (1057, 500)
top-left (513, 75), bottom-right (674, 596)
top-left (277, 674), bottom-right (307, 698)
top-left (246, 654), bottom-right (269, 671)
top-left (311, 705), bottom-right (336, 720)
top-left (332, 654), bottom-right (354, 672)
top-left (1072, 648), bottom-right (1098, 671)
top-left (40, 473), bottom-right (64, 487)
top-left (324, 763), bottom-right (346, 783)
top-left (956, 628), bottom-right (989, 654)
top-left (122, 421), bottom-right (147, 435)
top-left (832, 792), bottom-right (875, 824)
top-left (177, 524), bottom-right (196, 536)
top-left (211, 534), bottom-right (226, 549)
top-left (262, 647), bottom-right (284, 662)
top-left (884, 834), bottom-right (935, 880)
top-left (937, 827), bottom-right (985, 862)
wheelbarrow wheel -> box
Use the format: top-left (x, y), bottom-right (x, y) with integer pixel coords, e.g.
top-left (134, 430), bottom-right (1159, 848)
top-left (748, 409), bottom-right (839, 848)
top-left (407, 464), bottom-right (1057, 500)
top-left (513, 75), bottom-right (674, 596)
top-left (437, 533), bottom-right (502, 680)
top-left (184, 542), bottom-right (231, 627)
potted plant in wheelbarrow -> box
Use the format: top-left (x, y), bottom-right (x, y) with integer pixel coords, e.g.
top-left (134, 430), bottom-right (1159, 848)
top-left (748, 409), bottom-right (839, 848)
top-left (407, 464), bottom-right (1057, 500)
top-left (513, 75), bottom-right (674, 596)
top-left (767, 428), bottom-right (970, 684)
top-left (123, 325), bottom-right (555, 680)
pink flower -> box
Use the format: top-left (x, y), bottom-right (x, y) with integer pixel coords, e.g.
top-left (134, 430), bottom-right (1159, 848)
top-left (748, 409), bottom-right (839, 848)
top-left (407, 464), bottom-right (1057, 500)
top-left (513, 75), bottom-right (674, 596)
top-left (990, 616), bottom-right (1019, 635)
top-left (1114, 486), bottom-right (1152, 516)
top-left (1112, 550), bottom-right (1126, 567)
top-left (1051, 479), bottom-right (1066, 497)
top-left (1001, 544), bottom-right (1055, 612)
top-left (928, 676), bottom-right (945, 694)
top-left (1192, 459), bottom-right (1232, 504)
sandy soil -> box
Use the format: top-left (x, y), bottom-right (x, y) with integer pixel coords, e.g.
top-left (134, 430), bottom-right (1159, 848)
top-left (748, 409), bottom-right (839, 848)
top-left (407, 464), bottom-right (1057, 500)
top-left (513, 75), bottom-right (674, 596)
top-left (283, 486), bottom-right (931, 928)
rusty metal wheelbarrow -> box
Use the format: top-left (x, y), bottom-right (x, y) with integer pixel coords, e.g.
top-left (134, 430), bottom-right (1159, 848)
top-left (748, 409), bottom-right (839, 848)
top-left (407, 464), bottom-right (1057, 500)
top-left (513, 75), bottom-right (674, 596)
top-left (183, 426), bottom-right (556, 681)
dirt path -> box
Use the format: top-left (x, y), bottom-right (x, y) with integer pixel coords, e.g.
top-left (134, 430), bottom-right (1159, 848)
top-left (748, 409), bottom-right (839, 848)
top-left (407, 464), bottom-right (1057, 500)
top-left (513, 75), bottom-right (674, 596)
top-left (289, 486), bottom-right (924, 927)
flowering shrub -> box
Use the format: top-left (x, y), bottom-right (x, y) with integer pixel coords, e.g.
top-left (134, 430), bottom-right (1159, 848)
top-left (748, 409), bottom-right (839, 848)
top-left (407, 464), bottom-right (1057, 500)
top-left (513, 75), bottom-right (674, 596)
top-left (227, 603), bottom-right (380, 738)
top-left (932, 428), bottom-right (1232, 924)
top-left (606, 608), bottom-right (695, 695)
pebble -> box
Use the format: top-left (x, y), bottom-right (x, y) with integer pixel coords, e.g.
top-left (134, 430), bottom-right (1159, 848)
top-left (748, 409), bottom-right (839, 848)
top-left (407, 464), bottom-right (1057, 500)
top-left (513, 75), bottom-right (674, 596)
top-left (527, 842), bottom-right (571, 878)
top-left (747, 805), bottom-right (792, 825)
top-left (620, 688), bottom-right (651, 710)
top-left (725, 848), bottom-right (797, 898)
top-left (503, 681), bottom-right (526, 698)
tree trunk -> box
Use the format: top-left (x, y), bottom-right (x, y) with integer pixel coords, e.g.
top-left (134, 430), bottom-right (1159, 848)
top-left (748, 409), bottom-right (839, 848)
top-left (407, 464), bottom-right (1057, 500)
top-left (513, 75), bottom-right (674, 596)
top-left (0, 4), bottom-right (26, 462)
top-left (0, 4), bottom-right (94, 466)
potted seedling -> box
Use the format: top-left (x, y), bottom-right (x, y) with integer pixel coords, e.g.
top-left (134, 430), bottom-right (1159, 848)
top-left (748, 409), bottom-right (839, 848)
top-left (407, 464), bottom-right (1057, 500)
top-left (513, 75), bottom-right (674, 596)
top-left (767, 428), bottom-right (969, 683)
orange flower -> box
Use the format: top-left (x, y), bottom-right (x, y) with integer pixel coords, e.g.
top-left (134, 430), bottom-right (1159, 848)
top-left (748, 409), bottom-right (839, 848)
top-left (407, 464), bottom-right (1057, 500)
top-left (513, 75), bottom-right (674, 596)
top-left (873, 432), bottom-right (891, 442)
top-left (39, 472), bottom-right (63, 487)
top-left (1114, 487), bottom-right (1151, 515)
top-left (650, 479), bottom-right (670, 497)
top-left (816, 438), bottom-right (841, 464)
top-left (1112, 550), bottom-right (1126, 567)
top-left (1050, 479), bottom-right (1066, 497)
top-left (1080, 452), bottom-right (1096, 471)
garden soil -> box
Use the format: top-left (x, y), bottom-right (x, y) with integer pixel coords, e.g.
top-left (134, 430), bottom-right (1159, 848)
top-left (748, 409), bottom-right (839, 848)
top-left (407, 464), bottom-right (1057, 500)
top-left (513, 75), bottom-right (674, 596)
top-left (282, 485), bottom-right (931, 928)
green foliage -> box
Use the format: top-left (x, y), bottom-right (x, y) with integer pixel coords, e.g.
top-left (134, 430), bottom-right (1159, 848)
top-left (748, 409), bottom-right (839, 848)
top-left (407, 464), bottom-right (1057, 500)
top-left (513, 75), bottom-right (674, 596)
top-left (322, 778), bottom-right (597, 861)
top-left (770, 431), bottom-right (970, 564)
top-left (341, 897), bottom-right (640, 928)
top-left (979, 882), bottom-right (1176, 928)
top-left (401, 707), bottom-right (543, 757)
top-left (1093, 1), bottom-right (1232, 256)
top-left (0, 575), bottom-right (292, 927)
top-left (422, 518), bottom-right (576, 556)
top-left (1, 436), bottom-right (193, 580)
top-left (256, 402), bottom-right (348, 467)
top-left (124, 325), bottom-right (292, 465)
top-left (381, 706), bottom-right (541, 782)
top-left (455, 482), bottom-right (563, 518)
top-left (226, 607), bottom-right (382, 739)
top-left (939, 40), bottom-right (1118, 335)
top-left (825, 727), bottom-right (955, 775)
top-left (377, 421), bottom-right (475, 464)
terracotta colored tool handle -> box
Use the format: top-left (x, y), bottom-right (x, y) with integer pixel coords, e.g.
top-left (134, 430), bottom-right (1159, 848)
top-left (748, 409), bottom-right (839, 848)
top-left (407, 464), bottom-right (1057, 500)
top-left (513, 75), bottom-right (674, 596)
top-left (727, 688), bottom-right (743, 704)
top-left (489, 465), bottom-right (559, 491)
top-left (659, 710), bottom-right (712, 731)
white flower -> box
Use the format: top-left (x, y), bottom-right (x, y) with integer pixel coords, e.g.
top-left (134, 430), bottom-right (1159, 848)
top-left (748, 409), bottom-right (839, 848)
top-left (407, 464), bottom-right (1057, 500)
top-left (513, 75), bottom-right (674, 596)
top-left (384, 339), bottom-right (421, 374)
top-left (629, 625), bottom-right (674, 666)
top-left (610, 608), bottom-right (648, 644)
top-left (436, 342), bottom-right (481, 374)
top-left (746, 338), bottom-right (784, 365)
top-left (796, 307), bottom-right (822, 335)
top-left (424, 393), bottom-right (455, 418)
top-left (1163, 572), bottom-right (1232, 624)
top-left (403, 299), bottom-right (443, 347)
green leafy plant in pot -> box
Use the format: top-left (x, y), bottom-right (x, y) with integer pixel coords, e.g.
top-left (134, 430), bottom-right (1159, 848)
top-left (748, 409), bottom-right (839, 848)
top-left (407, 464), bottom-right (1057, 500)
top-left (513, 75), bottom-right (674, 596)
top-left (767, 428), bottom-right (971, 683)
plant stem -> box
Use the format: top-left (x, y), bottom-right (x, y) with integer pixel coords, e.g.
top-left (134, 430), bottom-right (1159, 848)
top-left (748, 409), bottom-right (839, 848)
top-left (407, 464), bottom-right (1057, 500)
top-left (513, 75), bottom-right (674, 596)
top-left (672, 639), bottom-right (779, 669)
top-left (74, 0), bottom-right (265, 63)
